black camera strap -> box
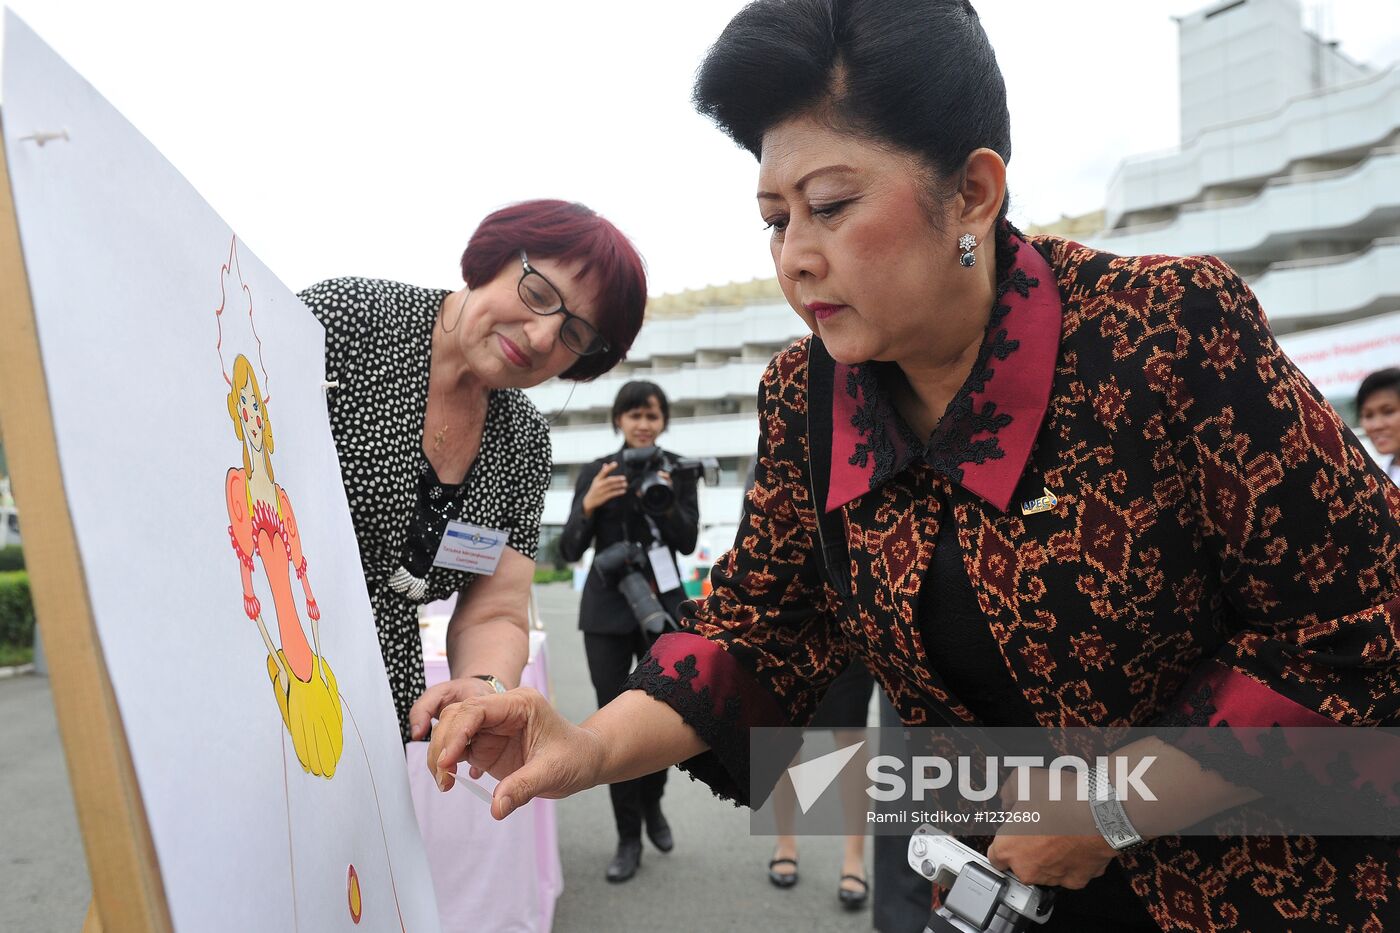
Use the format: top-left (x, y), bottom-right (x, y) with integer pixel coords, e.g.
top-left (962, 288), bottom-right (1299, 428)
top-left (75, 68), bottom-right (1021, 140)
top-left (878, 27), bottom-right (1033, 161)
top-left (641, 513), bottom-right (665, 550)
top-left (805, 338), bottom-right (853, 601)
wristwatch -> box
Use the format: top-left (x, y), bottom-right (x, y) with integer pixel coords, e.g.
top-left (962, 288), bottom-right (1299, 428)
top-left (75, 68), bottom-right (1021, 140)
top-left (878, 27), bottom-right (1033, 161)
top-left (1087, 763), bottom-right (1146, 852)
top-left (471, 674), bottom-right (507, 695)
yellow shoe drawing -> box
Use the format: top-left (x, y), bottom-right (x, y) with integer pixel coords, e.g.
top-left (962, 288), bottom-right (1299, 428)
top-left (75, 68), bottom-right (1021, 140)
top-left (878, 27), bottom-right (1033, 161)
top-left (267, 650), bottom-right (344, 778)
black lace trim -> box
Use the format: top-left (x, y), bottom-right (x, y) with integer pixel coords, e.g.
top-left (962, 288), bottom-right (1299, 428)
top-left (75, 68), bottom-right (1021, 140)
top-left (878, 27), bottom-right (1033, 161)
top-left (923, 222), bottom-right (1031, 483)
top-left (1156, 682), bottom-right (1400, 835)
top-left (846, 363), bottom-right (921, 489)
top-left (1154, 682), bottom-right (1218, 730)
top-left (622, 653), bottom-right (750, 806)
top-left (841, 221), bottom-right (1036, 488)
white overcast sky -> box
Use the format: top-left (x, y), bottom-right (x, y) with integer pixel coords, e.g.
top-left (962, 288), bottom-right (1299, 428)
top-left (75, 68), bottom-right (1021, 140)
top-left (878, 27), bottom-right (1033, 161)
top-left (3, 0), bottom-right (1398, 297)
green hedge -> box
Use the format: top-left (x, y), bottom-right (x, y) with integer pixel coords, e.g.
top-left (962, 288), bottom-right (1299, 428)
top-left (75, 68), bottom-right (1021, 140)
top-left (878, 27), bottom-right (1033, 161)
top-left (0, 571), bottom-right (34, 648)
top-left (532, 567), bottom-right (573, 585)
top-left (0, 546), bottom-right (23, 572)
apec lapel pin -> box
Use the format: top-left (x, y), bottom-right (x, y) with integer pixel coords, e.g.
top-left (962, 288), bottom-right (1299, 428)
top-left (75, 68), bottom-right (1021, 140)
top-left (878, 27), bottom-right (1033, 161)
top-left (1021, 487), bottom-right (1058, 516)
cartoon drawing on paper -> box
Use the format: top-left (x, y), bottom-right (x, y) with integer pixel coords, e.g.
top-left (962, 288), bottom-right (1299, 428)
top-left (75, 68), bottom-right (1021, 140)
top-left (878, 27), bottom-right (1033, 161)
top-left (219, 242), bottom-right (344, 778)
top-left (215, 236), bottom-right (411, 930)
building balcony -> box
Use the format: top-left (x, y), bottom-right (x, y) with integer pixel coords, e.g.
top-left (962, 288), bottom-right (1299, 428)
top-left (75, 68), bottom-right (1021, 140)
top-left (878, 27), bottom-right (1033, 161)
top-left (546, 413), bottom-right (761, 467)
top-left (1103, 66), bottom-right (1400, 230)
top-left (526, 359), bottom-right (772, 417)
top-left (1087, 146), bottom-right (1400, 266)
top-left (626, 301), bottom-right (801, 362)
top-left (1252, 237), bottom-right (1400, 334)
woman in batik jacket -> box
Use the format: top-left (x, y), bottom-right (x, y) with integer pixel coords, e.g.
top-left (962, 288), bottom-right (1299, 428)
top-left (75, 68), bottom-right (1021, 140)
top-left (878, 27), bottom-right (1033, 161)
top-left (427, 2), bottom-right (1400, 930)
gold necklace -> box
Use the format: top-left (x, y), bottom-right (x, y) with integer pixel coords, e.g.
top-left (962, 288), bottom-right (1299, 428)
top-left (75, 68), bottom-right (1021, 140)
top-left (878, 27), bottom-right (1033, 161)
top-left (431, 291), bottom-right (469, 453)
top-left (430, 373), bottom-right (451, 454)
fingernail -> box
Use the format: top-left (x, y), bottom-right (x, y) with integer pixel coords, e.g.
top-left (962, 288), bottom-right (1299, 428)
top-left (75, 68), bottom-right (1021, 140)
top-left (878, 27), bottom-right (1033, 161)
top-left (499, 795), bottom-right (513, 817)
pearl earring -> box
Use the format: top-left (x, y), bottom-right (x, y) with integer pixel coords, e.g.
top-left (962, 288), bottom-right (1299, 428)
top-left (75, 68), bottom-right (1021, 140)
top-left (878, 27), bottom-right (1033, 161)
top-left (958, 234), bottom-right (978, 268)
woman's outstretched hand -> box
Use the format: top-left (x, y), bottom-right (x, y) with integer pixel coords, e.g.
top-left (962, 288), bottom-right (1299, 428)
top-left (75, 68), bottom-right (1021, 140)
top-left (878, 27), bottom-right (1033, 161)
top-left (408, 676), bottom-right (502, 741)
top-left (426, 687), bottom-right (606, 820)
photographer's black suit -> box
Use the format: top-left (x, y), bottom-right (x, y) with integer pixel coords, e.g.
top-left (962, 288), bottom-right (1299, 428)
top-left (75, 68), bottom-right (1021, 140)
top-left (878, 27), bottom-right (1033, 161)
top-left (559, 448), bottom-right (699, 841)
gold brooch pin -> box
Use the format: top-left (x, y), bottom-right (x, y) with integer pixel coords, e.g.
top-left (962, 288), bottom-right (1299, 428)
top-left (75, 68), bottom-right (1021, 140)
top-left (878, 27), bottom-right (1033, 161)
top-left (1021, 487), bottom-right (1058, 516)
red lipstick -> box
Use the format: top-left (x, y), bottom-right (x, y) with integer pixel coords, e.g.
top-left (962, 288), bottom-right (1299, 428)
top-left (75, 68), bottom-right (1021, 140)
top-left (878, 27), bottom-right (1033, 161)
top-left (804, 301), bottom-right (846, 321)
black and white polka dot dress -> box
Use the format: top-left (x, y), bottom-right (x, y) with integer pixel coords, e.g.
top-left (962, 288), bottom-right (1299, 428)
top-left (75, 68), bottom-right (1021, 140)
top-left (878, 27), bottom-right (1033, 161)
top-left (299, 277), bottom-right (551, 742)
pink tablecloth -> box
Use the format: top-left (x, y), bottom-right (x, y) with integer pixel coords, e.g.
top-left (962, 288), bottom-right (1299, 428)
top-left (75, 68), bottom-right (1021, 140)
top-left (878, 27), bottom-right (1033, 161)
top-left (406, 631), bottom-right (562, 932)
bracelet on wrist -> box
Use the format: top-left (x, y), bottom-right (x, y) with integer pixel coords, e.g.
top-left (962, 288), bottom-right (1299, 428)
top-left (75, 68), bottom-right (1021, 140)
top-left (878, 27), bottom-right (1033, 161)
top-left (471, 674), bottom-right (507, 695)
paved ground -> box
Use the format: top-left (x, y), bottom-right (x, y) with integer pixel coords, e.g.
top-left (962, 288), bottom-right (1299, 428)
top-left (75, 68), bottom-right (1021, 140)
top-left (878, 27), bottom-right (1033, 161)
top-left (536, 584), bottom-right (875, 933)
top-left (0, 583), bottom-right (877, 931)
top-left (0, 672), bottom-right (90, 931)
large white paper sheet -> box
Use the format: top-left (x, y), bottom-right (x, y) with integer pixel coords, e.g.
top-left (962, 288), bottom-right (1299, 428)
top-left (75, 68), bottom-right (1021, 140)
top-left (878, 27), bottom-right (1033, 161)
top-left (2, 13), bottom-right (441, 932)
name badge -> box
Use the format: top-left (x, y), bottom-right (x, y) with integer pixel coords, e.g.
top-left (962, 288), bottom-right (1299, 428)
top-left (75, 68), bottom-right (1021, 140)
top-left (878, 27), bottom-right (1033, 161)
top-left (647, 545), bottom-right (682, 594)
top-left (432, 520), bottom-right (510, 576)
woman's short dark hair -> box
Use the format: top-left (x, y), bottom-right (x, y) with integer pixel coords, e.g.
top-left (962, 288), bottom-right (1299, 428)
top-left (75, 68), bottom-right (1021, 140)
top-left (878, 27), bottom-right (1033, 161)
top-left (694, 0), bottom-right (1010, 219)
top-left (460, 199), bottom-right (647, 381)
top-left (611, 380), bottom-right (669, 430)
top-left (1357, 368), bottom-right (1400, 412)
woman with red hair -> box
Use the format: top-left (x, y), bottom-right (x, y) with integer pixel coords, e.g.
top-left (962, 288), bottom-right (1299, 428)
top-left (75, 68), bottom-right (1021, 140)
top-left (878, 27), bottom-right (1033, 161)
top-left (299, 199), bottom-right (646, 742)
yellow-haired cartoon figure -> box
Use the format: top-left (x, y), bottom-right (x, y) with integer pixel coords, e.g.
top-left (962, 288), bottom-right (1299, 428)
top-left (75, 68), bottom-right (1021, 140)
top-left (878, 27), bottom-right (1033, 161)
top-left (222, 336), bottom-right (343, 778)
top-left (214, 238), bottom-right (413, 932)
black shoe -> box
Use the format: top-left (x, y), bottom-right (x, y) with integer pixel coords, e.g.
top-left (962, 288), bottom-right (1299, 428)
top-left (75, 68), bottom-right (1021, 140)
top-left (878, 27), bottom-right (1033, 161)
top-left (768, 857), bottom-right (799, 888)
top-left (644, 806), bottom-right (674, 852)
top-left (838, 874), bottom-right (868, 910)
top-left (606, 839), bottom-right (642, 883)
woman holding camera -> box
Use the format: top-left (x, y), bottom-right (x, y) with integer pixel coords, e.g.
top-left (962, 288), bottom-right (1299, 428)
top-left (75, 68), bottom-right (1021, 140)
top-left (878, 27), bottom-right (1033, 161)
top-left (557, 380), bottom-right (699, 882)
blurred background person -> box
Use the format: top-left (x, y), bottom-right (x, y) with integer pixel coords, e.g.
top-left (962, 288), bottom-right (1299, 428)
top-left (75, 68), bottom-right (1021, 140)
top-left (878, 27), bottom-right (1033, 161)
top-left (1358, 367), bottom-right (1400, 485)
top-left (558, 380), bottom-right (699, 881)
top-left (745, 456), bottom-right (873, 909)
top-left (765, 664), bottom-right (874, 909)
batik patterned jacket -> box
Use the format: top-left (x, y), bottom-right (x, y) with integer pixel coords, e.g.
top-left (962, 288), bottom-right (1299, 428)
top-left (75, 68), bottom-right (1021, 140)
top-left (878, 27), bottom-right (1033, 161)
top-left (624, 233), bottom-right (1400, 931)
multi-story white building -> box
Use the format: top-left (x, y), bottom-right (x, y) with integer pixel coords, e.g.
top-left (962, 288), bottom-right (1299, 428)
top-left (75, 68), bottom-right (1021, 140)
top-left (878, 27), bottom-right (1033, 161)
top-left (1085, 0), bottom-right (1400, 413)
top-left (528, 0), bottom-right (1399, 563)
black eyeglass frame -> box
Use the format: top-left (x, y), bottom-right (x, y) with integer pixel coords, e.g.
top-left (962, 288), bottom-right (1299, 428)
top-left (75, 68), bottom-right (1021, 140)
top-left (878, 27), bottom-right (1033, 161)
top-left (517, 250), bottom-right (610, 358)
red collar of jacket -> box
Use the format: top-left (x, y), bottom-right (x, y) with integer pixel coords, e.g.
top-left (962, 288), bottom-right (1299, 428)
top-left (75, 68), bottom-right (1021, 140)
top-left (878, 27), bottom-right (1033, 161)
top-left (822, 231), bottom-right (1062, 514)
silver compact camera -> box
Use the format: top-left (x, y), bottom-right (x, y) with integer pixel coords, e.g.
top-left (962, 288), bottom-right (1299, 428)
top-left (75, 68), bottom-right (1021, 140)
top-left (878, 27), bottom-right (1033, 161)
top-left (906, 826), bottom-right (1055, 932)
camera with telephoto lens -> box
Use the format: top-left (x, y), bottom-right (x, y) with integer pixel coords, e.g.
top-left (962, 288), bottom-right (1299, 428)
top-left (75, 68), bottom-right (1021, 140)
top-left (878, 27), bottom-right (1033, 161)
top-left (591, 541), bottom-right (674, 636)
top-left (617, 445), bottom-right (719, 517)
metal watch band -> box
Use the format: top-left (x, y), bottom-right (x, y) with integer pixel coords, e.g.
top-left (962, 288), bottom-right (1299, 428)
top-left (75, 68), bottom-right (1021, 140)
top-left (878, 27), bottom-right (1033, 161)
top-left (471, 674), bottom-right (507, 695)
top-left (1087, 764), bottom-right (1146, 852)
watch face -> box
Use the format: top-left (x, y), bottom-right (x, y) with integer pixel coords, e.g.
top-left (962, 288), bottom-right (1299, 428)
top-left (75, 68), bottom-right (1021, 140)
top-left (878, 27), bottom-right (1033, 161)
top-left (1110, 830), bottom-right (1142, 851)
top-left (1089, 791), bottom-right (1143, 851)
